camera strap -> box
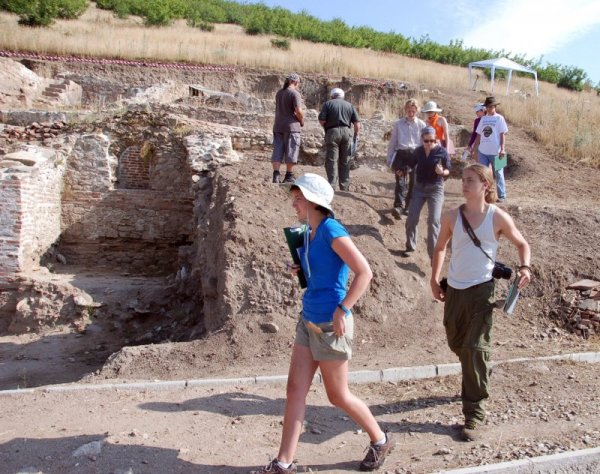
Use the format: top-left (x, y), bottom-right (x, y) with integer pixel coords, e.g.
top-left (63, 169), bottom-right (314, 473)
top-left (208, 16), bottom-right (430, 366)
top-left (459, 205), bottom-right (494, 263)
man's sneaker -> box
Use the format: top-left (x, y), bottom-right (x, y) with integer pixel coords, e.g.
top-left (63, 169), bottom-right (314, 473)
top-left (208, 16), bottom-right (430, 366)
top-left (496, 197), bottom-right (506, 203)
top-left (402, 207), bottom-right (410, 216)
top-left (249, 458), bottom-right (296, 474)
top-left (359, 432), bottom-right (394, 471)
top-left (391, 207), bottom-right (402, 220)
top-left (282, 172), bottom-right (295, 183)
top-left (461, 420), bottom-right (481, 442)
top-left (272, 171), bottom-right (281, 184)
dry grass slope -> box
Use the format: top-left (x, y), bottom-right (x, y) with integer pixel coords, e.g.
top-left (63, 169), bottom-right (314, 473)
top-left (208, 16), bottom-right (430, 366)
top-left (0, 5), bottom-right (599, 166)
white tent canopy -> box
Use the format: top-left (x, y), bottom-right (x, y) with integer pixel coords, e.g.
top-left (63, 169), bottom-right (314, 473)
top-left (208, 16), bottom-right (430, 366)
top-left (468, 57), bottom-right (539, 96)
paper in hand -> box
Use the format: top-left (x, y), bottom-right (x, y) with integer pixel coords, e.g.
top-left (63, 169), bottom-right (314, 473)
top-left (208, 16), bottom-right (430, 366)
top-left (503, 277), bottom-right (520, 314)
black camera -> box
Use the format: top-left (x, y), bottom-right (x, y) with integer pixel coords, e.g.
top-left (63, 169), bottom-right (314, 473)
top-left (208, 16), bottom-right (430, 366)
top-left (492, 262), bottom-right (512, 280)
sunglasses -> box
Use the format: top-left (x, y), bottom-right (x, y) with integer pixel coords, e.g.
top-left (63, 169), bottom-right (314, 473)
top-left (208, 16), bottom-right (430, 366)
top-left (423, 139), bottom-right (436, 143)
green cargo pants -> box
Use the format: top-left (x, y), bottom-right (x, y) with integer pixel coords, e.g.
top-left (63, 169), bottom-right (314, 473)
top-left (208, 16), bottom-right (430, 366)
top-left (444, 279), bottom-right (495, 424)
top-left (324, 126), bottom-right (353, 190)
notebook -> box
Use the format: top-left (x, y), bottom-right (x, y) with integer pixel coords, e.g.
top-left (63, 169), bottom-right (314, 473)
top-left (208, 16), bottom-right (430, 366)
top-left (284, 226), bottom-right (308, 288)
top-left (494, 154), bottom-right (508, 171)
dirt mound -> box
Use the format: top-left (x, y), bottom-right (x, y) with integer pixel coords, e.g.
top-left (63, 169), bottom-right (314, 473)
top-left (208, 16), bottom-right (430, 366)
top-left (88, 154), bottom-right (600, 384)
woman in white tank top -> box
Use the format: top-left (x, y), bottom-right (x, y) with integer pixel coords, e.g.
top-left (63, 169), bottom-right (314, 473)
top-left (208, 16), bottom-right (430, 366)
top-left (429, 164), bottom-right (532, 442)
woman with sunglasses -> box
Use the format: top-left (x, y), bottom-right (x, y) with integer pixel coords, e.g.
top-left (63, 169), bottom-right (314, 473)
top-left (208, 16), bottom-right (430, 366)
top-left (405, 126), bottom-right (451, 259)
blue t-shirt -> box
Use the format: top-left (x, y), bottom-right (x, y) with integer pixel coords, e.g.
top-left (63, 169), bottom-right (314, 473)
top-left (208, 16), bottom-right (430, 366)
top-left (298, 217), bottom-right (349, 324)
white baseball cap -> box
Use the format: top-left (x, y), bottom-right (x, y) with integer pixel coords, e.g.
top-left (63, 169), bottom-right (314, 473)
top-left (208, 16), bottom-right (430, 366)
top-left (474, 103), bottom-right (485, 112)
top-left (283, 173), bottom-right (334, 214)
top-left (330, 87), bottom-right (345, 99)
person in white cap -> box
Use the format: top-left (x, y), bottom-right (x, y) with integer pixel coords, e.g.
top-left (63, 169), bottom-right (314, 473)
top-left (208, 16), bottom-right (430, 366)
top-left (318, 88), bottom-right (361, 191)
top-left (422, 100), bottom-right (449, 150)
top-left (251, 173), bottom-right (393, 474)
top-left (271, 73), bottom-right (304, 184)
top-left (468, 103), bottom-right (486, 154)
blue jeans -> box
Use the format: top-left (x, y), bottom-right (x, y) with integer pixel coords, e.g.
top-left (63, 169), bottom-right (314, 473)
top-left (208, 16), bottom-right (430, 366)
top-left (478, 152), bottom-right (506, 199)
top-left (405, 181), bottom-right (444, 258)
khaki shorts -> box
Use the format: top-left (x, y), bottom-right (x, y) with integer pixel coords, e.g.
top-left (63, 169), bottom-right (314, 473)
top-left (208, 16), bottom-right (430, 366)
top-left (295, 315), bottom-right (354, 361)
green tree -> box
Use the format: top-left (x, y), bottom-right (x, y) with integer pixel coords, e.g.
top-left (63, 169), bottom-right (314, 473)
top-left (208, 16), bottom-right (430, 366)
top-left (557, 66), bottom-right (587, 91)
top-left (57, 0), bottom-right (87, 19)
top-left (143, 0), bottom-right (174, 26)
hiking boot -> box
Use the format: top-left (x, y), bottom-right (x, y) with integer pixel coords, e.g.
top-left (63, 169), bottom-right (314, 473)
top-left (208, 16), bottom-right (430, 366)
top-left (391, 207), bottom-right (402, 220)
top-left (359, 432), bottom-right (394, 471)
top-left (282, 172), bottom-right (295, 183)
top-left (461, 420), bottom-right (481, 442)
top-left (272, 171), bottom-right (281, 184)
top-left (249, 458), bottom-right (296, 474)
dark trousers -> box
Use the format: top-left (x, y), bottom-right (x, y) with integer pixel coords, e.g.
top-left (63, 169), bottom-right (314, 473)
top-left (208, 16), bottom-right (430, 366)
top-left (443, 280), bottom-right (495, 423)
top-left (394, 169), bottom-right (414, 209)
top-left (392, 149), bottom-right (414, 208)
top-left (324, 127), bottom-right (353, 190)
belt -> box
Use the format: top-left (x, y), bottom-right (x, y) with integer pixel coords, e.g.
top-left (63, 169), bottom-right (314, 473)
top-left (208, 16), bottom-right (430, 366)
top-left (325, 125), bottom-right (350, 130)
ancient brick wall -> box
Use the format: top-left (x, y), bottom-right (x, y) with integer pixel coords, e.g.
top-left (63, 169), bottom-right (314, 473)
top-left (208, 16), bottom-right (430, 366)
top-left (0, 174), bottom-right (22, 289)
top-left (0, 150), bottom-right (65, 288)
top-left (59, 134), bottom-right (194, 272)
top-left (117, 146), bottom-right (150, 189)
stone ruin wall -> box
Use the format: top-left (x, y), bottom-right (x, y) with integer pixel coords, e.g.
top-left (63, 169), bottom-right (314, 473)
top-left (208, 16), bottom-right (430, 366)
top-left (0, 148), bottom-right (66, 289)
top-left (0, 60), bottom-right (473, 335)
top-left (58, 133), bottom-right (195, 273)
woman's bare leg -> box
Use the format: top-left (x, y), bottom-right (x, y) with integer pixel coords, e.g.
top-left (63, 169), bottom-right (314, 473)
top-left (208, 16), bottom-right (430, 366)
top-left (277, 344), bottom-right (318, 463)
top-left (319, 359), bottom-right (384, 442)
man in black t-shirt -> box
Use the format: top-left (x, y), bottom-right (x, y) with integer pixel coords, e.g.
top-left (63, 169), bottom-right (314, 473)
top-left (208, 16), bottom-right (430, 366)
top-left (271, 73), bottom-right (304, 184)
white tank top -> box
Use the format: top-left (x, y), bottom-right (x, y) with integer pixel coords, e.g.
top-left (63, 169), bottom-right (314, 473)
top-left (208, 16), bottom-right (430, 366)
top-left (448, 205), bottom-right (499, 289)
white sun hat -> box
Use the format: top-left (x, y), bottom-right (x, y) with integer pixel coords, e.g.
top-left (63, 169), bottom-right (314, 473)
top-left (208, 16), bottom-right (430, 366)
top-left (422, 101), bottom-right (442, 113)
top-left (474, 103), bottom-right (485, 112)
top-left (283, 173), bottom-right (334, 214)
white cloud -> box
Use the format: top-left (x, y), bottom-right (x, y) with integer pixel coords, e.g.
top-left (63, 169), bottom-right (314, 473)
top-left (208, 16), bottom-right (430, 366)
top-left (461, 0), bottom-right (600, 58)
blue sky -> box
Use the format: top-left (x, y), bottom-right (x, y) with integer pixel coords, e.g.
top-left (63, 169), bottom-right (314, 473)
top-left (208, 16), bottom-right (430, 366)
top-left (256, 0), bottom-right (600, 84)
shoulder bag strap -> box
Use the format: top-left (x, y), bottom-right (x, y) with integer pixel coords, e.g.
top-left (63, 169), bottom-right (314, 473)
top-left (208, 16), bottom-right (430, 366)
top-left (459, 205), bottom-right (493, 262)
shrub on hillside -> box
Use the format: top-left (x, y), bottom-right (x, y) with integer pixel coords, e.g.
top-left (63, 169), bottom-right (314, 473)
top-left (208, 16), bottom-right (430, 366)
top-left (1, 0), bottom-right (87, 25)
top-left (270, 38), bottom-right (290, 50)
top-left (57, 0), bottom-right (88, 19)
top-left (143, 0), bottom-right (175, 26)
top-left (557, 66), bottom-right (587, 92)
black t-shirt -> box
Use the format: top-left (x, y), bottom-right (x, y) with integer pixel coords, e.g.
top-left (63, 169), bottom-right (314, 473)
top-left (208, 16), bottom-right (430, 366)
top-left (273, 88), bottom-right (302, 133)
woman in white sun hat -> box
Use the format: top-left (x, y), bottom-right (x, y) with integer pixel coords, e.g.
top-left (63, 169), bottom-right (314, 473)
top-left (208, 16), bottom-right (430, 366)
top-left (251, 173), bottom-right (393, 473)
top-left (422, 100), bottom-right (450, 151)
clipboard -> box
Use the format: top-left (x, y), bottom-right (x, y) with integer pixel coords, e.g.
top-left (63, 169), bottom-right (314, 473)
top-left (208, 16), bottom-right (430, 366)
top-left (502, 277), bottom-right (520, 314)
top-left (494, 154), bottom-right (507, 171)
top-left (284, 226), bottom-right (308, 288)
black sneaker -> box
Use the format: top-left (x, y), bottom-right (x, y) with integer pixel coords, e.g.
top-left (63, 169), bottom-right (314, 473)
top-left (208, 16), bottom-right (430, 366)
top-left (359, 432), bottom-right (394, 471)
top-left (282, 172), bottom-right (295, 183)
top-left (272, 171), bottom-right (281, 184)
top-left (391, 207), bottom-right (402, 220)
top-left (250, 458), bottom-right (296, 474)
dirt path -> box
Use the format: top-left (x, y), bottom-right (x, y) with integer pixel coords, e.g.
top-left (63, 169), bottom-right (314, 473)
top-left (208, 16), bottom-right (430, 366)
top-left (1, 358), bottom-right (599, 473)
